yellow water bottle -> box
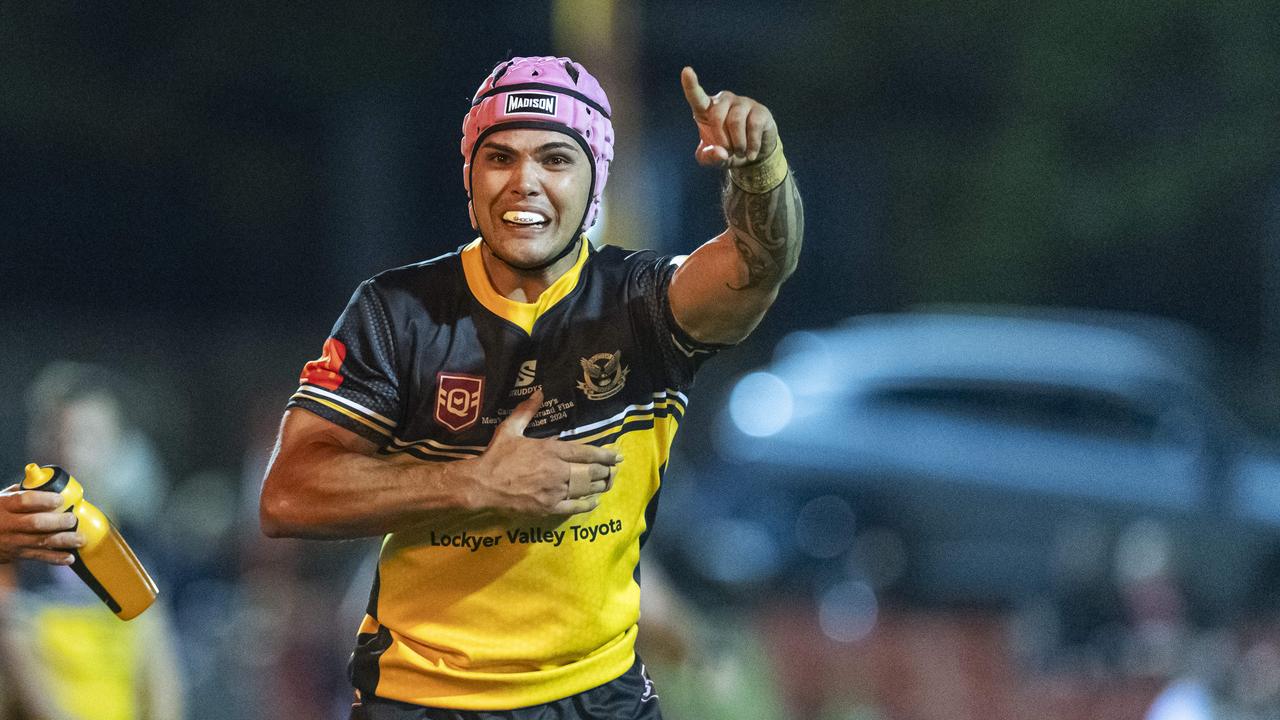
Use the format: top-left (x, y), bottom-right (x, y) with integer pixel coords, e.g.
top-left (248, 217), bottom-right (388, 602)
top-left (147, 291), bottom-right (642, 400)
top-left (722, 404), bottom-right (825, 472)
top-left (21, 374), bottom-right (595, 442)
top-left (21, 463), bottom-right (158, 621)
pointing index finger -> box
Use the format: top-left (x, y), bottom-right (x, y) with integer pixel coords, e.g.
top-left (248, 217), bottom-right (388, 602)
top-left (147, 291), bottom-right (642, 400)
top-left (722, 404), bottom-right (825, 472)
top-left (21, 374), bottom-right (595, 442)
top-left (681, 66), bottom-right (711, 117)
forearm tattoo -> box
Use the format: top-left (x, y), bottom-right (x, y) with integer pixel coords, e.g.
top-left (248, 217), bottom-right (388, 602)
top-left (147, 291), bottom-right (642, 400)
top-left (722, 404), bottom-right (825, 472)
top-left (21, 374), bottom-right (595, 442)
top-left (722, 173), bottom-right (804, 291)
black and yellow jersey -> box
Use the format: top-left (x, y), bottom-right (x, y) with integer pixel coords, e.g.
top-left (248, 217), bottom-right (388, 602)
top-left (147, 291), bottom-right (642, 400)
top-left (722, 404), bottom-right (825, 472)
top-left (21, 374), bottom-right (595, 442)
top-left (287, 237), bottom-right (719, 710)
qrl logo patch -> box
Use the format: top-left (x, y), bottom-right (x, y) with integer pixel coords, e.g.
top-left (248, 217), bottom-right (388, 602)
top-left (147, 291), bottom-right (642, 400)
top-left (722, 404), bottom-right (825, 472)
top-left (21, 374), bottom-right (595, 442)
top-left (436, 372), bottom-right (484, 432)
top-left (505, 93), bottom-right (557, 116)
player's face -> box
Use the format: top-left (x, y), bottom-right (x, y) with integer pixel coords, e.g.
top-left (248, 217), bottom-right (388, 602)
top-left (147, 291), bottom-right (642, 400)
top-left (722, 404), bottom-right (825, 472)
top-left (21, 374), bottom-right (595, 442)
top-left (471, 129), bottom-right (592, 271)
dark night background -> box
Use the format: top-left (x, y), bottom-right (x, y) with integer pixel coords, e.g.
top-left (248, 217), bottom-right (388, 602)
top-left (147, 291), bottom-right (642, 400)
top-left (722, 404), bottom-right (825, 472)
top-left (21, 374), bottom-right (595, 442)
top-left (6, 1), bottom-right (1280, 469)
top-left (3, 2), bottom-right (1280, 718)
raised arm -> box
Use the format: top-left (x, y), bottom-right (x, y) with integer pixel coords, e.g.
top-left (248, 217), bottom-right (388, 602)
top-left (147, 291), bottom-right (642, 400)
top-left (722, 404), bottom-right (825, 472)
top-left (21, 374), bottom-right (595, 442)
top-left (668, 66), bottom-right (804, 345)
top-left (260, 390), bottom-right (620, 539)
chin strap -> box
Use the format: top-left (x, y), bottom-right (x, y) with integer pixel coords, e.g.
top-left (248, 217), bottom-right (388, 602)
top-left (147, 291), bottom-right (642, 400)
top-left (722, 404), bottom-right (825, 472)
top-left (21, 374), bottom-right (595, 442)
top-left (487, 230), bottom-right (583, 272)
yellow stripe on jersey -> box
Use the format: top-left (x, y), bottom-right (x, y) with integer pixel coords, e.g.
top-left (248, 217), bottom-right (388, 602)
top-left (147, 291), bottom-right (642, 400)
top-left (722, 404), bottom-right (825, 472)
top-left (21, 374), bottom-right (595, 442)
top-left (291, 392), bottom-right (393, 438)
top-left (382, 436), bottom-right (487, 461)
top-left (460, 236), bottom-right (590, 335)
top-left (298, 383), bottom-right (399, 429)
top-left (570, 402), bottom-right (686, 445)
top-left (383, 445), bottom-right (476, 461)
top-left (557, 391), bottom-right (688, 441)
top-left (386, 436), bottom-right (487, 454)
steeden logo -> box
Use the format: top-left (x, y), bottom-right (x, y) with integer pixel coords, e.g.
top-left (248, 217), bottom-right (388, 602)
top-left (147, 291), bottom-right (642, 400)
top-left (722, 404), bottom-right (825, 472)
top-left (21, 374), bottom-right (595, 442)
top-left (435, 372), bottom-right (484, 432)
top-left (505, 93), bottom-right (557, 116)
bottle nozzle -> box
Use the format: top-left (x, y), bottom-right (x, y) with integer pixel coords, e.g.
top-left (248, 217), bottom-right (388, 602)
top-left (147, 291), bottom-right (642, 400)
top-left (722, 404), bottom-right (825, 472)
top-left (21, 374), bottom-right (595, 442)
top-left (22, 463), bottom-right (53, 490)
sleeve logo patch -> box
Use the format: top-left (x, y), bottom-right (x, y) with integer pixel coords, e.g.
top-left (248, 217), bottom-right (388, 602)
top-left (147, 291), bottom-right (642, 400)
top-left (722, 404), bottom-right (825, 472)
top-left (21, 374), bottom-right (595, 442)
top-left (435, 372), bottom-right (484, 432)
top-left (505, 93), bottom-right (557, 116)
top-left (576, 350), bottom-right (629, 401)
top-left (300, 337), bottom-right (347, 391)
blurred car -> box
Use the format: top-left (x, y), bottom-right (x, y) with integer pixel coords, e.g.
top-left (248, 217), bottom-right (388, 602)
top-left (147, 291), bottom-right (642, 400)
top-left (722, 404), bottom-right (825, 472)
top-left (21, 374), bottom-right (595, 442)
top-left (685, 307), bottom-right (1280, 609)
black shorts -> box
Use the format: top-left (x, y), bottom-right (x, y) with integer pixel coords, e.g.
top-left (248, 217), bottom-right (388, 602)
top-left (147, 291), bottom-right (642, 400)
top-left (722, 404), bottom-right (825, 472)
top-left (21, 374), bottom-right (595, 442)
top-left (349, 657), bottom-right (663, 720)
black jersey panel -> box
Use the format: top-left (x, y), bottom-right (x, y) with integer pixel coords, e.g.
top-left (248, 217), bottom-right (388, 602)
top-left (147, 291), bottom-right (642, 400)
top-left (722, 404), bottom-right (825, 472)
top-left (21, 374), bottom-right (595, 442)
top-left (619, 250), bottom-right (727, 391)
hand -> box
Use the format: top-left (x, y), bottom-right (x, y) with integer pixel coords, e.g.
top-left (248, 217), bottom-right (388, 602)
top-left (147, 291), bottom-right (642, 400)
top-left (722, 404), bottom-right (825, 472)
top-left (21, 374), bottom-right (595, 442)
top-left (467, 389), bottom-right (621, 516)
top-left (681, 66), bottom-right (778, 168)
top-left (0, 485), bottom-right (84, 565)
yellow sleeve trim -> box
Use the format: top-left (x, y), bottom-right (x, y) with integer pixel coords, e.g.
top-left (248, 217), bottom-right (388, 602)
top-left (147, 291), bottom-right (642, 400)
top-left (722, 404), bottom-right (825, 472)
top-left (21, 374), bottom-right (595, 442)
top-left (292, 393), bottom-right (393, 438)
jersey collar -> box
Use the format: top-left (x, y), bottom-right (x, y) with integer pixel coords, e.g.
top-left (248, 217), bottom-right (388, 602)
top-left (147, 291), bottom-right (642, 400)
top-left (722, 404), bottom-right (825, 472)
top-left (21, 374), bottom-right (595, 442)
top-left (461, 236), bottom-right (591, 335)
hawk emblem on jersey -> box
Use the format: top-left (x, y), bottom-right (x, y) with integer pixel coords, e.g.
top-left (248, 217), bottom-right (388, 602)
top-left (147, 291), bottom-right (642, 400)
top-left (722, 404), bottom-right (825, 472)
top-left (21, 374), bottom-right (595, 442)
top-left (299, 337), bottom-right (347, 391)
top-left (436, 372), bottom-right (484, 432)
top-left (576, 350), bottom-right (629, 400)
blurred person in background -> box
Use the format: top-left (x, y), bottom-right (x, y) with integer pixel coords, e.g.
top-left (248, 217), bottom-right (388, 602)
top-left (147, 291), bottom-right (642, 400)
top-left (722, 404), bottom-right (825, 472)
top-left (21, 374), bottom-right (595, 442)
top-left (260, 54), bottom-right (803, 720)
top-left (1146, 546), bottom-right (1280, 720)
top-left (0, 362), bottom-right (185, 720)
top-left (1114, 520), bottom-right (1195, 679)
top-left (633, 556), bottom-right (787, 720)
top-left (231, 396), bottom-right (379, 719)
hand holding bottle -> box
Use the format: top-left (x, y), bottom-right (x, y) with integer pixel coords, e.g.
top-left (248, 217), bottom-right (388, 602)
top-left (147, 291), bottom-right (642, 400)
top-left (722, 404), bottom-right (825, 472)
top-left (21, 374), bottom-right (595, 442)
top-left (20, 464), bottom-right (158, 620)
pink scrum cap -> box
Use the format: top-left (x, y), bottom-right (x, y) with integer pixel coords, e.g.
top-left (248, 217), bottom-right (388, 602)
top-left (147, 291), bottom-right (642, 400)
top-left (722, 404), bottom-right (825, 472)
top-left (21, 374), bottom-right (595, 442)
top-left (461, 56), bottom-right (615, 230)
